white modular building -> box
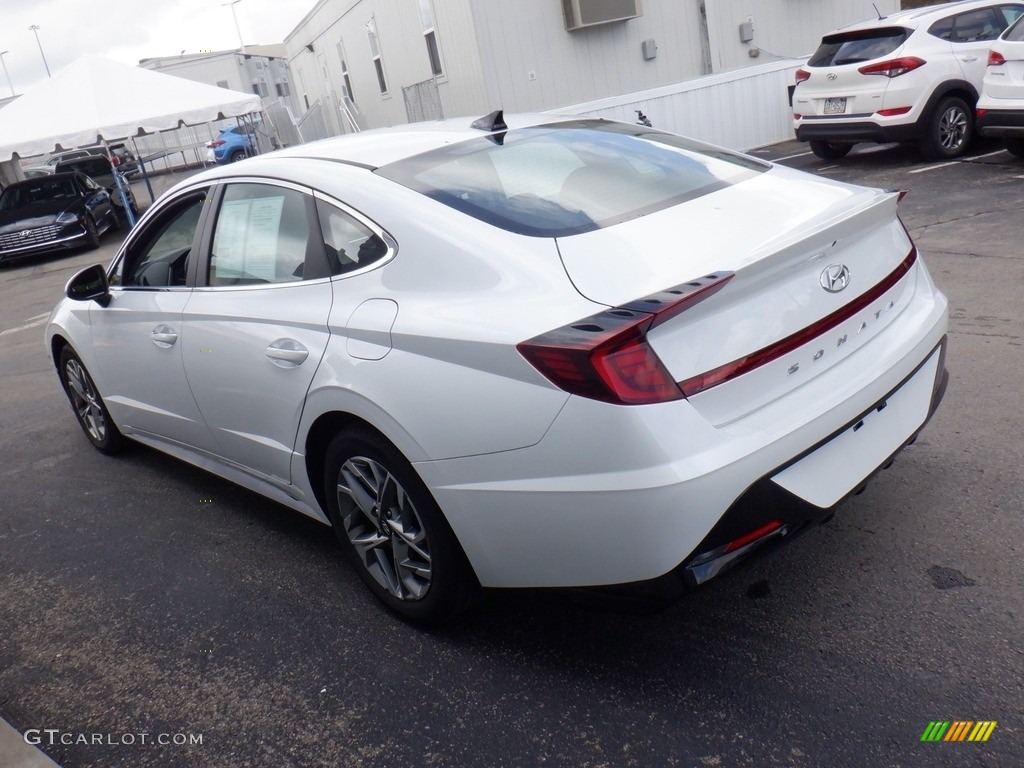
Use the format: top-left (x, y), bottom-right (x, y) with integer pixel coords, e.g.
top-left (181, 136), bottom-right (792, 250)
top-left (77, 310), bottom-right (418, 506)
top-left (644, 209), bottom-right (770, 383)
top-left (282, 0), bottom-right (901, 146)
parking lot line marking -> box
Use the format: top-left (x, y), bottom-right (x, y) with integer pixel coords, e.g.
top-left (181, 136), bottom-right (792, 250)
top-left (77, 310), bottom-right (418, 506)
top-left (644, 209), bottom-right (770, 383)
top-left (907, 161), bottom-right (959, 174)
top-left (0, 316), bottom-right (48, 338)
top-left (966, 150), bottom-right (1006, 161)
top-left (773, 150), bottom-right (814, 162)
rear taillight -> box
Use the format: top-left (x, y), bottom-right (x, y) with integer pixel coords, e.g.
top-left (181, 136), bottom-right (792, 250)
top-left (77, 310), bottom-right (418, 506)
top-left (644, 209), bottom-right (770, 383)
top-left (989, 50), bottom-right (1007, 66)
top-left (211, 139), bottom-right (226, 148)
top-left (517, 273), bottom-right (734, 405)
top-left (858, 56), bottom-right (926, 78)
top-left (795, 68), bottom-right (811, 84)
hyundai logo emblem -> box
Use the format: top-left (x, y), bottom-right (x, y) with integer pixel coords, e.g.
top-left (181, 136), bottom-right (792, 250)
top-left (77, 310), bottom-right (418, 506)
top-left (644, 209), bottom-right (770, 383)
top-left (826, 73), bottom-right (838, 80)
top-left (820, 263), bottom-right (851, 293)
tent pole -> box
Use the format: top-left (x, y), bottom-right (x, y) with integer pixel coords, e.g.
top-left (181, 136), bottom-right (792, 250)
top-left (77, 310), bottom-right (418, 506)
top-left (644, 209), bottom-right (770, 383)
top-left (103, 138), bottom-right (136, 228)
top-left (132, 136), bottom-right (156, 204)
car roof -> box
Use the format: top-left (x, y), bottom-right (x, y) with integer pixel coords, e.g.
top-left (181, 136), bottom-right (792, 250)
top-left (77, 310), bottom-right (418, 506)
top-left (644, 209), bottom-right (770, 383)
top-left (6, 172), bottom-right (79, 189)
top-left (210, 112), bottom-right (584, 171)
top-left (832, 0), bottom-right (1022, 33)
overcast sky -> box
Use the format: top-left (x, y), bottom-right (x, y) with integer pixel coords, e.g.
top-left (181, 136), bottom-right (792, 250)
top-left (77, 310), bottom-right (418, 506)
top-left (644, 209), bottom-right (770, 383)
top-left (0, 0), bottom-right (309, 97)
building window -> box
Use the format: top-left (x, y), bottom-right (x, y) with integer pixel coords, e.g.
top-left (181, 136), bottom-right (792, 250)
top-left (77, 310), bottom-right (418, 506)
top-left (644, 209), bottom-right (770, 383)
top-left (367, 18), bottom-right (388, 94)
top-left (217, 80), bottom-right (229, 89)
top-left (418, 0), bottom-right (444, 77)
top-left (252, 81), bottom-right (268, 97)
top-left (337, 41), bottom-right (355, 104)
top-left (275, 82), bottom-right (290, 97)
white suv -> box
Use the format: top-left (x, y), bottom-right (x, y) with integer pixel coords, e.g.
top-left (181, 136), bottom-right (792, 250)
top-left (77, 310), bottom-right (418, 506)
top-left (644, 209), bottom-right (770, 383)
top-left (976, 13), bottom-right (1024, 154)
top-left (794, 0), bottom-right (1024, 160)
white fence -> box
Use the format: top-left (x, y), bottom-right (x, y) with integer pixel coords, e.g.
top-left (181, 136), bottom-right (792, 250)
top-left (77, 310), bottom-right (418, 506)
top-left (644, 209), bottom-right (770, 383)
top-left (552, 58), bottom-right (806, 151)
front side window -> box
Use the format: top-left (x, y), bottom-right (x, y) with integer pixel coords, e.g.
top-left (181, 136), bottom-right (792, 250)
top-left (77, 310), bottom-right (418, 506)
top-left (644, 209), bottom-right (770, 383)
top-left (112, 191), bottom-right (208, 288)
top-left (377, 121), bottom-right (766, 237)
top-left (209, 183), bottom-right (313, 286)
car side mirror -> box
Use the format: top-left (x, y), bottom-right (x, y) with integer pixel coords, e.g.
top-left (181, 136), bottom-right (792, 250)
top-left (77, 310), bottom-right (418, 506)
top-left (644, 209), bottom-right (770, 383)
top-left (66, 264), bottom-right (111, 306)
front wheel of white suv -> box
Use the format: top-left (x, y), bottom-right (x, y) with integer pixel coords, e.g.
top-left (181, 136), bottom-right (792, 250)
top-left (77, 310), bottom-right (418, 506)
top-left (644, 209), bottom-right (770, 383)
top-left (920, 96), bottom-right (973, 160)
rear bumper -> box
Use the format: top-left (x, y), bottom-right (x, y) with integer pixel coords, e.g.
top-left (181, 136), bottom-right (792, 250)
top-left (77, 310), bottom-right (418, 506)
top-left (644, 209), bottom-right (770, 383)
top-left (419, 266), bottom-right (949, 589)
top-left (976, 109), bottom-right (1024, 136)
top-left (795, 117), bottom-right (923, 144)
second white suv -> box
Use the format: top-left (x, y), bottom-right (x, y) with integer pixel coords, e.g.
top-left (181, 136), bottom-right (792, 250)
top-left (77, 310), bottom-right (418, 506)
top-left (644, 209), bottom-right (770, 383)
top-left (794, 0), bottom-right (1024, 160)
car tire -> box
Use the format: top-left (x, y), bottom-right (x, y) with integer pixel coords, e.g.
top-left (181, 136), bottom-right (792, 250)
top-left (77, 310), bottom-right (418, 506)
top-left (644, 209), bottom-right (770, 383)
top-left (919, 96), bottom-right (972, 160)
top-left (85, 216), bottom-right (101, 249)
top-left (58, 346), bottom-right (126, 454)
top-left (229, 150), bottom-right (245, 163)
top-left (323, 426), bottom-right (479, 625)
top-left (809, 140), bottom-right (853, 161)
top-left (1003, 137), bottom-right (1024, 158)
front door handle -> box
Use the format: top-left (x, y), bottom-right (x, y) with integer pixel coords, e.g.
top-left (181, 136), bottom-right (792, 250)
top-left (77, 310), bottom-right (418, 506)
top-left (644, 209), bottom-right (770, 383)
top-left (266, 338), bottom-right (309, 368)
top-left (151, 325), bottom-right (178, 348)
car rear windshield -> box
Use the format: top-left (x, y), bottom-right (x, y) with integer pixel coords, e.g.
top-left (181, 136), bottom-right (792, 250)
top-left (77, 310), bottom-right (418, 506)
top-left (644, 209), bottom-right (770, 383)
top-left (808, 27), bottom-right (909, 67)
top-left (56, 158), bottom-right (110, 177)
top-left (375, 121), bottom-right (766, 237)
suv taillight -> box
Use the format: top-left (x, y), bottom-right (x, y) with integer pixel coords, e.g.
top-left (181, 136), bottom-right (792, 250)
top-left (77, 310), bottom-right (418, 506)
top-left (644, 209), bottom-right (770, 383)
top-left (989, 50), bottom-right (1007, 66)
top-left (517, 274), bottom-right (733, 405)
top-left (795, 68), bottom-right (810, 84)
top-left (858, 56), bottom-right (926, 78)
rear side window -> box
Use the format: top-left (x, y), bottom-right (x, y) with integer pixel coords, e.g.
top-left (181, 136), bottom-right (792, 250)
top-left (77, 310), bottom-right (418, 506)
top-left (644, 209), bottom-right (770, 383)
top-left (947, 8), bottom-right (1003, 42)
top-left (315, 199), bottom-right (390, 276)
top-left (808, 27), bottom-right (908, 66)
top-left (1003, 10), bottom-right (1024, 39)
top-left (377, 121), bottom-right (765, 237)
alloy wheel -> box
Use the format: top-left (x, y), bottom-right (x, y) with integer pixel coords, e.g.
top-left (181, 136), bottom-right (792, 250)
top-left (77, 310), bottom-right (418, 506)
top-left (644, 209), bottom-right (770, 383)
top-left (64, 357), bottom-right (106, 442)
top-left (938, 105), bottom-right (968, 152)
top-left (336, 456), bottom-right (432, 601)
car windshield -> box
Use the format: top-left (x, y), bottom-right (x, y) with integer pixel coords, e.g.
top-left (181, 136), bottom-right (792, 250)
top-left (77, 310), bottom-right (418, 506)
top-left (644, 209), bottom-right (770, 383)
top-left (376, 121), bottom-right (767, 237)
top-left (0, 178), bottom-right (78, 210)
top-left (808, 27), bottom-right (909, 66)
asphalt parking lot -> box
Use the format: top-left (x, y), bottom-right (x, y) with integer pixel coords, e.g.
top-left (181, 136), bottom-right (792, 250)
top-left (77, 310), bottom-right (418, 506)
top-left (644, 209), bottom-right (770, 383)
top-left (1, 142), bottom-right (1022, 768)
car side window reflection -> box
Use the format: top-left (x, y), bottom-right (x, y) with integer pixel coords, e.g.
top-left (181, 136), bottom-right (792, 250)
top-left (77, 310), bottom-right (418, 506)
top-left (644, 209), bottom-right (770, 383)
top-left (209, 183), bottom-right (313, 286)
top-left (111, 192), bottom-right (207, 288)
top-left (315, 198), bottom-right (389, 276)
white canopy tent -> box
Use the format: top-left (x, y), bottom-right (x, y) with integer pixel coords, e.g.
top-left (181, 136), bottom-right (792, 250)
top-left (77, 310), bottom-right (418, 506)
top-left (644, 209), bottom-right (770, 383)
top-left (0, 55), bottom-right (263, 217)
top-left (0, 54), bottom-right (263, 161)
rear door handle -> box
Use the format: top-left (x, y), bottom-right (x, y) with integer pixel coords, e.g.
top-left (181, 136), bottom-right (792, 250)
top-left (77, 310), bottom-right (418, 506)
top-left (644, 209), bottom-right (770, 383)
top-left (151, 325), bottom-right (178, 348)
top-left (265, 338), bottom-right (309, 367)
top-left (959, 55), bottom-right (978, 62)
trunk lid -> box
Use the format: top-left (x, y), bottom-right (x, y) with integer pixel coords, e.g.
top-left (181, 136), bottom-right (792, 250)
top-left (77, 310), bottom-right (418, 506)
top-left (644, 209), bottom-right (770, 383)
top-left (555, 168), bottom-right (915, 424)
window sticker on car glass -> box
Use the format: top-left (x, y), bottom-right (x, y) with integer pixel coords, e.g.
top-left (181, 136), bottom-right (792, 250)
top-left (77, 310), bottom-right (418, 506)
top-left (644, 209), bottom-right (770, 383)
top-left (213, 196), bottom-right (284, 282)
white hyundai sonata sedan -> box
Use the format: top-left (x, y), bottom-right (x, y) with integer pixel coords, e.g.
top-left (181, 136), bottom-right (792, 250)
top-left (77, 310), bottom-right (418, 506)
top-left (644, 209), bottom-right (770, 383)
top-left (47, 112), bottom-right (948, 624)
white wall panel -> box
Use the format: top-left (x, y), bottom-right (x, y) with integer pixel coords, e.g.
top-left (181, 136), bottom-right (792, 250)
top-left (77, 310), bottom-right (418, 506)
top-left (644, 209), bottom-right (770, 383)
top-left (705, 0), bottom-right (901, 74)
top-left (553, 58), bottom-right (804, 151)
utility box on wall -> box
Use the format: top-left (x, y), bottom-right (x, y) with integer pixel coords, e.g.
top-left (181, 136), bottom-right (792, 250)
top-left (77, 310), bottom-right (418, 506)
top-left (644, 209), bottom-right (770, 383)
top-left (562, 0), bottom-right (642, 31)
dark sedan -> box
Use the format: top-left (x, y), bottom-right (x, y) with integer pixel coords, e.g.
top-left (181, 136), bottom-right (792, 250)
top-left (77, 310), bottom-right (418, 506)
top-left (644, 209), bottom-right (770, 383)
top-left (0, 173), bottom-right (118, 264)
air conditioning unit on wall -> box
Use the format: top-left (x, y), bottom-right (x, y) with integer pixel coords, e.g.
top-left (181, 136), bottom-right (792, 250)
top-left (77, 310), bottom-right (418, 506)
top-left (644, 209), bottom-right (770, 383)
top-left (562, 0), bottom-right (642, 31)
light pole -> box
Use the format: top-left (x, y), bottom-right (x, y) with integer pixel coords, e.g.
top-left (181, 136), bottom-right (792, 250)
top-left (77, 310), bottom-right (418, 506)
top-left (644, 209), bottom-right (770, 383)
top-left (222, 0), bottom-right (245, 50)
top-left (0, 51), bottom-right (15, 97)
top-left (28, 24), bottom-right (51, 78)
